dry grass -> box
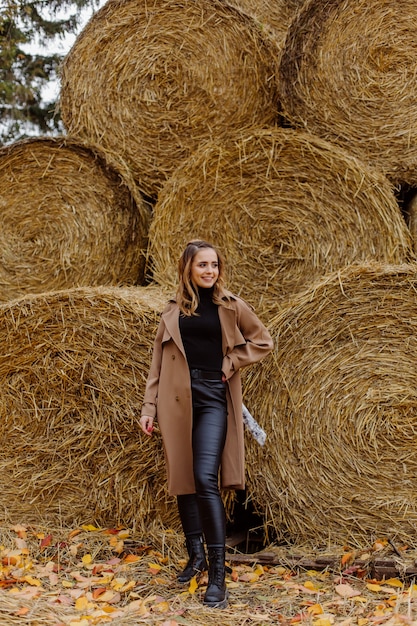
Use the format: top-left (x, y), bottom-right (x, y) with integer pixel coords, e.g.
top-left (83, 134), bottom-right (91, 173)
top-left (59, 0), bottom-right (280, 199)
top-left (147, 127), bottom-right (414, 318)
top-left (243, 262), bottom-right (417, 547)
top-left (278, 0), bottom-right (417, 186)
top-left (0, 524), bottom-right (416, 625)
top-left (0, 136), bottom-right (150, 301)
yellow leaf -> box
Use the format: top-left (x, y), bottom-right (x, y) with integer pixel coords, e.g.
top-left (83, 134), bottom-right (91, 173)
top-left (95, 590), bottom-right (118, 603)
top-left (307, 604), bottom-right (324, 615)
top-left (119, 580), bottom-right (136, 593)
top-left (62, 580), bottom-right (74, 588)
top-left (366, 583), bottom-right (382, 592)
top-left (23, 576), bottom-right (42, 587)
top-left (81, 554), bottom-right (92, 565)
top-left (81, 525), bottom-right (101, 532)
top-left (254, 564), bottom-right (265, 577)
top-left (148, 562), bottom-right (162, 574)
top-left (75, 596), bottom-right (90, 611)
top-left (117, 530), bottom-right (130, 539)
top-left (304, 580), bottom-right (319, 591)
top-left (384, 578), bottom-right (403, 588)
top-left (188, 576), bottom-right (198, 594)
top-left (153, 600), bottom-right (170, 614)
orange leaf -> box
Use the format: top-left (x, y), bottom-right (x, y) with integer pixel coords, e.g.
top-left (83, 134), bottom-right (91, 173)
top-left (15, 607), bottom-right (29, 616)
top-left (124, 554), bottom-right (141, 564)
top-left (40, 534), bottom-right (53, 549)
top-left (341, 552), bottom-right (353, 565)
top-left (92, 587), bottom-right (107, 599)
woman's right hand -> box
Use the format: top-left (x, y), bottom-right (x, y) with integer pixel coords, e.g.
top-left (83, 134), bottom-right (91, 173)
top-left (140, 414), bottom-right (154, 436)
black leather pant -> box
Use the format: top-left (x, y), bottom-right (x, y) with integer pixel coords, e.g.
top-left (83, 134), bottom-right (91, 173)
top-left (177, 376), bottom-right (228, 548)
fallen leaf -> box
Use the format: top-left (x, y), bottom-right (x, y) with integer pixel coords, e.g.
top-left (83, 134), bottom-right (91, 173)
top-left (304, 580), bottom-right (320, 591)
top-left (188, 576), bottom-right (198, 594)
top-left (40, 535), bottom-right (53, 549)
top-left (307, 604), bottom-right (324, 615)
top-left (14, 607), bottom-right (29, 616)
top-left (75, 595), bottom-right (91, 611)
top-left (341, 553), bottom-right (353, 566)
top-left (23, 576), bottom-right (42, 587)
top-left (124, 554), bottom-right (141, 564)
top-left (335, 584), bottom-right (362, 598)
top-left (384, 578), bottom-right (403, 588)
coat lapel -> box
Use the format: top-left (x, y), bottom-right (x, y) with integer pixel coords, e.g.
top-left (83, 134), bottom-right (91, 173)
top-left (161, 304), bottom-right (186, 358)
top-left (219, 304), bottom-right (237, 355)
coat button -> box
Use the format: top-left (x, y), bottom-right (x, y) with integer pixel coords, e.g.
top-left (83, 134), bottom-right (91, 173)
top-left (175, 396), bottom-right (179, 401)
top-left (171, 354), bottom-right (175, 359)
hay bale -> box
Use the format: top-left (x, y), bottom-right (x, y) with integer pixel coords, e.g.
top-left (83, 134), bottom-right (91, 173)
top-left (147, 127), bottom-right (414, 317)
top-left (225, 0), bottom-right (302, 48)
top-left (243, 262), bottom-right (417, 546)
top-left (0, 284), bottom-right (181, 532)
top-left (0, 137), bottom-right (150, 302)
top-left (59, 0), bottom-right (280, 199)
top-left (278, 0), bottom-right (417, 186)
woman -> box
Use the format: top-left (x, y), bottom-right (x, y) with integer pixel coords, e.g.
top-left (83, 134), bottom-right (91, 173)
top-left (140, 240), bottom-right (273, 609)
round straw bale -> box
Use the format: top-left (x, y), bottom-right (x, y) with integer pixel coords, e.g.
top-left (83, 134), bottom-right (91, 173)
top-left (278, 0), bottom-right (417, 186)
top-left (59, 0), bottom-right (280, 199)
top-left (225, 0), bottom-right (301, 48)
top-left (243, 262), bottom-right (417, 546)
top-left (0, 136), bottom-right (150, 302)
top-left (147, 127), bottom-right (414, 317)
top-left (0, 284), bottom-right (181, 531)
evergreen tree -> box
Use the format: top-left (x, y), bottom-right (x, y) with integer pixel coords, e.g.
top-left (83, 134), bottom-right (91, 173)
top-left (0, 0), bottom-right (98, 144)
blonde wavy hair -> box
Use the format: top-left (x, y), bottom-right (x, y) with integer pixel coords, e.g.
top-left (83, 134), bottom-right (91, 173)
top-left (176, 240), bottom-right (228, 315)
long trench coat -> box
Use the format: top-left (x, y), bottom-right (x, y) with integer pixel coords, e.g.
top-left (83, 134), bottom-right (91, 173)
top-left (141, 290), bottom-right (273, 496)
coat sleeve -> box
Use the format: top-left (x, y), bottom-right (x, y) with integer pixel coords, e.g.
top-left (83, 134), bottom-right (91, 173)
top-left (141, 318), bottom-right (165, 419)
top-left (222, 298), bottom-right (273, 380)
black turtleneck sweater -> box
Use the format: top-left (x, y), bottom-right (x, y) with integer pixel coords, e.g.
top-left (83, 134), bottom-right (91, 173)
top-left (179, 286), bottom-right (223, 372)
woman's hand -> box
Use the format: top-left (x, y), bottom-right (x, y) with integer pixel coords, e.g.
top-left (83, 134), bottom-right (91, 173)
top-left (140, 415), bottom-right (154, 436)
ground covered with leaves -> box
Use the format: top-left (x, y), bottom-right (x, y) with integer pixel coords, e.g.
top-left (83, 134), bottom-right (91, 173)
top-left (1, 525), bottom-right (417, 625)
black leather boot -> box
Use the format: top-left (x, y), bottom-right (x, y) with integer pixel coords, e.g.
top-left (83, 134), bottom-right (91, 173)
top-left (203, 547), bottom-right (228, 608)
top-left (177, 534), bottom-right (208, 583)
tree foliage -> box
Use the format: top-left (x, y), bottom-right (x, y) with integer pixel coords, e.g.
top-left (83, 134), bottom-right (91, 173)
top-left (0, 0), bottom-right (97, 144)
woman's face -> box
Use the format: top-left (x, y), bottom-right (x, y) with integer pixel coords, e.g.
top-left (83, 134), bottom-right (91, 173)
top-left (190, 248), bottom-right (219, 289)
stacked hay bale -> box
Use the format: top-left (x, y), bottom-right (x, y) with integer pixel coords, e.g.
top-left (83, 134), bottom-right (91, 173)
top-left (147, 127), bottom-right (414, 317)
top-left (278, 0), bottom-right (417, 186)
top-left (59, 0), bottom-right (280, 199)
top-left (0, 137), bottom-right (150, 301)
top-left (243, 263), bottom-right (417, 546)
top-left (225, 0), bottom-right (302, 48)
top-left (0, 284), bottom-right (178, 531)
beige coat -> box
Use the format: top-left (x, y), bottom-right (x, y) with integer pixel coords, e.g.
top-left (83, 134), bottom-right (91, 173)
top-left (141, 290), bottom-right (273, 496)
